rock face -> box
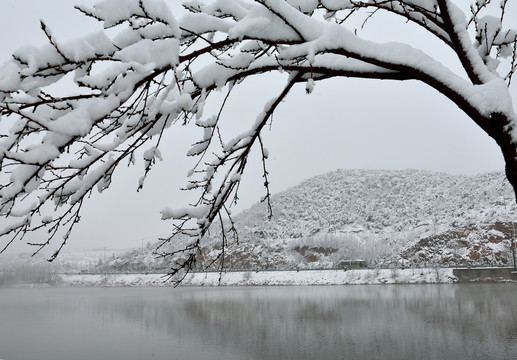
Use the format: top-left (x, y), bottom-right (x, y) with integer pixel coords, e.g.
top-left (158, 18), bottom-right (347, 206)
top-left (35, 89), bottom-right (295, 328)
top-left (105, 170), bottom-right (517, 272)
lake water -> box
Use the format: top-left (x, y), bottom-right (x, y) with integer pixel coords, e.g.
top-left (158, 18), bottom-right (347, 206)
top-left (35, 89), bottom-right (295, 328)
top-left (0, 284), bottom-right (516, 360)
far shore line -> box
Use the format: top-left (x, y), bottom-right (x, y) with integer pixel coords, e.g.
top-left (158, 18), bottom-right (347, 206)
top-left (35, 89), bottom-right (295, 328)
top-left (55, 267), bottom-right (517, 287)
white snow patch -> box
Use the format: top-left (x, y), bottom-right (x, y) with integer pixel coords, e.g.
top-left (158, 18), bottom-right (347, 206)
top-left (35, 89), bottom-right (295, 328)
top-left (59, 268), bottom-right (456, 287)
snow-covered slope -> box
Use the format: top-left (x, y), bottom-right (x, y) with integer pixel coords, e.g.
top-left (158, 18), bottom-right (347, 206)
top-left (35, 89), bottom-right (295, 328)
top-left (105, 170), bottom-right (517, 272)
top-left (239, 169), bottom-right (515, 238)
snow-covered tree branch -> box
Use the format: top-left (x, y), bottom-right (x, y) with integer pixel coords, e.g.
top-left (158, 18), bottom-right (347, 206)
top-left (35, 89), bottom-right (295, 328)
top-left (0, 0), bottom-right (516, 279)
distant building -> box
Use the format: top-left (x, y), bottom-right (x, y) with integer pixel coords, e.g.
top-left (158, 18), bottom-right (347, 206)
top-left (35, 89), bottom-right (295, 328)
top-left (338, 260), bottom-right (367, 270)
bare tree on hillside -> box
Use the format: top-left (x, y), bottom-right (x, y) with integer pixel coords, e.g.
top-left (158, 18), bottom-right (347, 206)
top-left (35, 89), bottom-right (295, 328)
top-left (0, 0), bottom-right (516, 280)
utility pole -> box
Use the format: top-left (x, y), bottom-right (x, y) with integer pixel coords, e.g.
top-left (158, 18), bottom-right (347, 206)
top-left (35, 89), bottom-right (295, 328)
top-left (512, 224), bottom-right (516, 270)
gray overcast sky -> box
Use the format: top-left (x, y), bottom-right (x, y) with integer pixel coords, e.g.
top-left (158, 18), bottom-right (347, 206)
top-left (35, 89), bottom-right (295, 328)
top-left (0, 0), bottom-right (514, 253)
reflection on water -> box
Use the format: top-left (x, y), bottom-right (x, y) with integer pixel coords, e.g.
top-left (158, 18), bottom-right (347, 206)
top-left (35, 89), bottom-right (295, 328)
top-left (0, 284), bottom-right (516, 360)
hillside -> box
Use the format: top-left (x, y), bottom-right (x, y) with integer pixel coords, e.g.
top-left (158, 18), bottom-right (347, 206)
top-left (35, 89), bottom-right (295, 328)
top-left (238, 169), bottom-right (514, 236)
top-left (102, 169), bottom-right (517, 272)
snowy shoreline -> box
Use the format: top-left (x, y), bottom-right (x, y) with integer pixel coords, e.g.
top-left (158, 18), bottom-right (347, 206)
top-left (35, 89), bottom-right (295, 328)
top-left (59, 268), bottom-right (457, 287)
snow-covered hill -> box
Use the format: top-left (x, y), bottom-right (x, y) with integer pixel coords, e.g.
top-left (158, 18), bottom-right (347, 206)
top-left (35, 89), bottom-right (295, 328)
top-left (239, 169), bottom-right (514, 236)
top-left (104, 169), bottom-right (517, 272)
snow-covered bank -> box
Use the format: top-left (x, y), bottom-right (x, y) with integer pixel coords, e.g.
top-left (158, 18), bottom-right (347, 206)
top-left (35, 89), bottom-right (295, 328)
top-left (59, 268), bottom-right (456, 287)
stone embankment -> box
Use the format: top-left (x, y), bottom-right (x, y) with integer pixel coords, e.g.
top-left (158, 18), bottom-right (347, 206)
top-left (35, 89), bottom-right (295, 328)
top-left (453, 268), bottom-right (517, 282)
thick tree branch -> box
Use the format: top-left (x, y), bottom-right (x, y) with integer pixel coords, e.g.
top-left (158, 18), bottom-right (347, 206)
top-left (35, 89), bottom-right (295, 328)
top-left (437, 0), bottom-right (484, 85)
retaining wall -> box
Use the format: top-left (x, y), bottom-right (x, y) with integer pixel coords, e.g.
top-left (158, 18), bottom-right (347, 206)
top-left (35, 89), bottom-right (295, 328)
top-left (453, 268), bottom-right (517, 282)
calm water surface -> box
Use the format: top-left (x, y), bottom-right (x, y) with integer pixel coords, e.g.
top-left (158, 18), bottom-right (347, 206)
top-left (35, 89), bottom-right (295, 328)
top-left (0, 284), bottom-right (516, 360)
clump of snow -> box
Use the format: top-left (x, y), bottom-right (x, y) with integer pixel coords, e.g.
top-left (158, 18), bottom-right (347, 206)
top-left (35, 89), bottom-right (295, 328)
top-left (114, 38), bottom-right (180, 69)
top-left (143, 147), bottom-right (162, 162)
top-left (161, 205), bottom-right (210, 220)
top-left (0, 62), bottom-right (22, 92)
top-left (305, 78), bottom-right (315, 94)
top-left (41, 216), bottom-right (53, 224)
top-left (468, 78), bottom-right (515, 116)
top-left (78, 0), bottom-right (180, 33)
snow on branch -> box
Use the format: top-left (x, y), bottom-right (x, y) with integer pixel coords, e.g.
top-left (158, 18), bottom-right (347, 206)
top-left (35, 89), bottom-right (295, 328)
top-left (0, 0), bottom-right (516, 281)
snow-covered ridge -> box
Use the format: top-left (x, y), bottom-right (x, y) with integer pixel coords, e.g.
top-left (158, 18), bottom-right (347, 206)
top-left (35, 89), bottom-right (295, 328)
top-left (238, 169), bottom-right (515, 239)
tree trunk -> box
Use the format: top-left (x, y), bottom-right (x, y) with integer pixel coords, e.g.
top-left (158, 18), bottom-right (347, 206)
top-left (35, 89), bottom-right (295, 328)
top-left (487, 112), bottom-right (517, 203)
